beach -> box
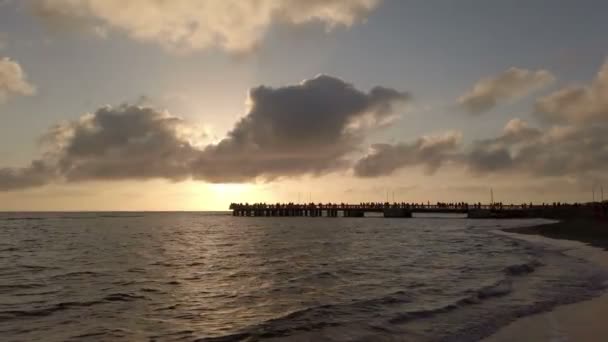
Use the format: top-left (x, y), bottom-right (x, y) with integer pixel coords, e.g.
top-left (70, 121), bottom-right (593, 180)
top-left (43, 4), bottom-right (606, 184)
top-left (485, 219), bottom-right (608, 342)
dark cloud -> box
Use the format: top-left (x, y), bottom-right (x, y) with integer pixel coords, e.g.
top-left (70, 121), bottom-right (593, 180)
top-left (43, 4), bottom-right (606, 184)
top-left (0, 160), bottom-right (55, 191)
top-left (0, 105), bottom-right (199, 190)
top-left (467, 122), bottom-right (608, 179)
top-left (466, 118), bottom-right (541, 173)
top-left (194, 75), bottom-right (409, 182)
top-left (353, 131), bottom-right (462, 177)
top-left (53, 105), bottom-right (200, 182)
top-left (0, 75), bottom-right (409, 190)
top-left (353, 117), bottom-right (608, 182)
top-left (458, 67), bottom-right (554, 115)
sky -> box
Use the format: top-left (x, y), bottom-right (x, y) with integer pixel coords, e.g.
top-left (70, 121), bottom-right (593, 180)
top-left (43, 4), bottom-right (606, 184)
top-left (1, 0), bottom-right (608, 211)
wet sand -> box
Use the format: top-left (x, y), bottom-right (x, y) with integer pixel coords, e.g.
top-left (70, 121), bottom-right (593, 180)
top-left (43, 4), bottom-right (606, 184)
top-left (484, 219), bottom-right (608, 342)
top-left (502, 219), bottom-right (608, 250)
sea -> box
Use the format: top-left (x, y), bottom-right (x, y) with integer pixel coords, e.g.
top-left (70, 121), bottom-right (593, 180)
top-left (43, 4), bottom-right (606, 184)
top-left (1, 212), bottom-right (607, 342)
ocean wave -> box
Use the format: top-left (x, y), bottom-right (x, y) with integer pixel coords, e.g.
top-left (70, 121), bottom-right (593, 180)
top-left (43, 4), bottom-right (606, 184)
top-left (69, 328), bottom-right (129, 340)
top-left (194, 290), bottom-right (415, 341)
top-left (50, 271), bottom-right (103, 280)
top-left (140, 287), bottom-right (165, 294)
top-left (0, 300), bottom-right (103, 322)
top-left (154, 304), bottom-right (180, 312)
top-left (18, 264), bottom-right (61, 273)
top-left (195, 332), bottom-right (251, 342)
top-left (476, 279), bottom-right (513, 299)
top-left (196, 278), bottom-right (517, 341)
top-left (13, 289), bottom-right (62, 297)
top-left (0, 217), bottom-right (46, 221)
top-left (387, 280), bottom-right (513, 325)
top-left (0, 215), bottom-right (101, 221)
top-left (103, 293), bottom-right (147, 302)
top-left (96, 214), bottom-right (144, 218)
top-left (0, 293), bottom-right (147, 322)
top-left (0, 283), bottom-right (47, 293)
top-left (0, 214), bottom-right (144, 221)
top-left (503, 260), bottom-right (543, 276)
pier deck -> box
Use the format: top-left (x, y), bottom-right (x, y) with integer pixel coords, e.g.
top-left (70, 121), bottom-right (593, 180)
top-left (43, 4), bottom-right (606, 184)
top-left (229, 203), bottom-right (605, 219)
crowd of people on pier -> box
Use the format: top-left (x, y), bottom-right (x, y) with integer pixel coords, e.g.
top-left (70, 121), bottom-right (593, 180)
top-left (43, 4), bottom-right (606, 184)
top-left (229, 201), bottom-right (577, 210)
top-left (230, 202), bottom-right (470, 210)
top-left (229, 201), bottom-right (608, 219)
top-left (230, 201), bottom-right (608, 211)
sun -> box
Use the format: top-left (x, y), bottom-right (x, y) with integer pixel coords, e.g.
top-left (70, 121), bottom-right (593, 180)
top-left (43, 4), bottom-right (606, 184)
top-left (210, 183), bottom-right (250, 196)
top-left (181, 182), bottom-right (264, 211)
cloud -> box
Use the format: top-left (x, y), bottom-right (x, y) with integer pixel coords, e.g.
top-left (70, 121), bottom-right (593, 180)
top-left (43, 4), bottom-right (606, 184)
top-left (33, 0), bottom-right (380, 53)
top-left (535, 60), bottom-right (608, 124)
top-left (353, 113), bottom-right (608, 182)
top-left (0, 160), bottom-right (55, 191)
top-left (192, 75), bottom-right (409, 182)
top-left (463, 60), bottom-right (608, 179)
top-left (462, 61), bottom-right (608, 178)
top-left (353, 131), bottom-right (462, 177)
top-left (466, 119), bottom-right (608, 180)
top-left (0, 104), bottom-right (202, 190)
top-left (0, 75), bottom-right (409, 190)
top-left (458, 67), bottom-right (555, 114)
top-left (48, 105), bottom-right (202, 182)
top-left (0, 57), bottom-right (36, 104)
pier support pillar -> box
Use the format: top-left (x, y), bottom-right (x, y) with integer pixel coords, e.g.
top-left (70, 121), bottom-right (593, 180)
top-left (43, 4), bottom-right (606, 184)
top-left (383, 208), bottom-right (412, 218)
top-left (344, 210), bottom-right (364, 217)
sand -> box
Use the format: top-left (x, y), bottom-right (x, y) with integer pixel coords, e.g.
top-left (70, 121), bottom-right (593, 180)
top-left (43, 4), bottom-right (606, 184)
top-left (484, 220), bottom-right (608, 342)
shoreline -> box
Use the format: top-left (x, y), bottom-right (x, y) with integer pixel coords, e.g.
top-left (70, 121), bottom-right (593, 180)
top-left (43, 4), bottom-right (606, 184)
top-left (502, 218), bottom-right (608, 250)
top-left (484, 219), bottom-right (608, 342)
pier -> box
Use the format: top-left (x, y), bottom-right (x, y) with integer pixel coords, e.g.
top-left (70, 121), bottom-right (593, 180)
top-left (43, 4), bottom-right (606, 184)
top-left (229, 202), bottom-right (608, 219)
